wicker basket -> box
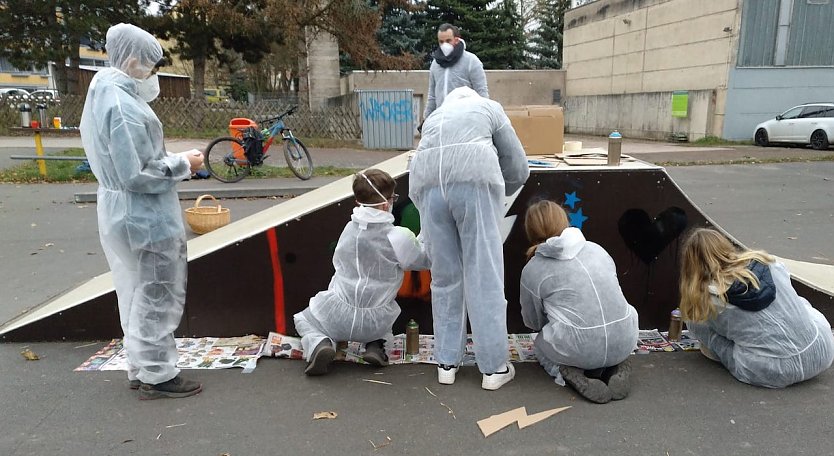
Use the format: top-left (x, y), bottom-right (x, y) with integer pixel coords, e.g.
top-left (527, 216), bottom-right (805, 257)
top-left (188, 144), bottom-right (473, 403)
top-left (185, 194), bottom-right (231, 234)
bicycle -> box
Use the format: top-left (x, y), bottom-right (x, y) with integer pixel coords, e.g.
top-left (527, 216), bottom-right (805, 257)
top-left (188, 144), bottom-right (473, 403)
top-left (203, 105), bottom-right (313, 182)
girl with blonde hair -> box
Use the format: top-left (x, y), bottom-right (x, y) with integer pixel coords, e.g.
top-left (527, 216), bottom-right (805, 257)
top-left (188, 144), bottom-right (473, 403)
top-left (520, 200), bottom-right (638, 403)
top-left (679, 228), bottom-right (834, 388)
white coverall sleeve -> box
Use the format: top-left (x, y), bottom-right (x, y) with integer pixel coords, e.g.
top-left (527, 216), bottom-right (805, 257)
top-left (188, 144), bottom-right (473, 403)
top-left (469, 56), bottom-right (489, 99)
top-left (520, 271), bottom-right (546, 331)
top-left (493, 113), bottom-right (530, 196)
top-left (424, 68), bottom-right (437, 120)
top-left (387, 226), bottom-right (431, 271)
top-left (110, 107), bottom-right (192, 193)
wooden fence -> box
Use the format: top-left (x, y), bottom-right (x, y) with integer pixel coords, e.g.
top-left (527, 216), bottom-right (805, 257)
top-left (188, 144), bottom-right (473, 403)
top-left (1, 95), bottom-right (362, 139)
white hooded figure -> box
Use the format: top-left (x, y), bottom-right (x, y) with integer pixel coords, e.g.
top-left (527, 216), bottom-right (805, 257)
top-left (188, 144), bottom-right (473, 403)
top-left (520, 227), bottom-right (639, 372)
top-left (409, 86), bottom-right (529, 389)
top-left (293, 169), bottom-right (430, 376)
top-left (80, 24), bottom-right (203, 394)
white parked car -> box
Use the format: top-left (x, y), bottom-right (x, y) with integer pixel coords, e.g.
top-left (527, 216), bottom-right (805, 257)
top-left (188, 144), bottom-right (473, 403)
top-left (754, 103), bottom-right (834, 150)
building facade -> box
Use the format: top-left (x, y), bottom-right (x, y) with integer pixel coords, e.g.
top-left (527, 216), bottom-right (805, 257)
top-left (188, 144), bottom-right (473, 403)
top-left (563, 0), bottom-right (834, 140)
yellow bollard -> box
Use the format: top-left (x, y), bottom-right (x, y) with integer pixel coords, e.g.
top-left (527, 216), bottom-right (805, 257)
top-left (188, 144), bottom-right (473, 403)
top-left (33, 129), bottom-right (47, 177)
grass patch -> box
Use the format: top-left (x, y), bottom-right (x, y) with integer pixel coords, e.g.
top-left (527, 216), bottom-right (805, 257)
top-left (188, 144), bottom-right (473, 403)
top-left (676, 135), bottom-right (754, 147)
top-left (0, 148), bottom-right (96, 183)
top-left (247, 165), bottom-right (359, 179)
top-left (0, 147), bottom-right (359, 183)
top-left (164, 127), bottom-right (363, 149)
top-left (658, 154), bottom-right (834, 167)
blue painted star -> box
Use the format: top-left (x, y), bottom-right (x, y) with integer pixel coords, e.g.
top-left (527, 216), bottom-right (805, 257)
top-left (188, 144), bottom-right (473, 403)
top-left (569, 208), bottom-right (589, 229)
top-left (564, 191), bottom-right (581, 210)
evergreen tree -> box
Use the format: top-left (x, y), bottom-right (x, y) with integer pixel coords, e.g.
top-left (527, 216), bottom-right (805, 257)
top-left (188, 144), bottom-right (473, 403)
top-left (491, 0), bottom-right (528, 69)
top-left (528, 0), bottom-right (569, 69)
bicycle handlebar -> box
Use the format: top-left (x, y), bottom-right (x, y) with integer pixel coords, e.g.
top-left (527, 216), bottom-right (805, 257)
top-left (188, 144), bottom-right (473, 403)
top-left (261, 105), bottom-right (299, 125)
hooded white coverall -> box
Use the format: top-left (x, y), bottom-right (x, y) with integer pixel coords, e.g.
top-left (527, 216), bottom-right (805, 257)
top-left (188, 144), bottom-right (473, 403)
top-left (520, 228), bottom-right (639, 379)
top-left (80, 24), bottom-right (191, 385)
top-left (409, 87), bottom-right (529, 374)
top-left (687, 262), bottom-right (834, 388)
top-left (293, 207), bottom-right (430, 358)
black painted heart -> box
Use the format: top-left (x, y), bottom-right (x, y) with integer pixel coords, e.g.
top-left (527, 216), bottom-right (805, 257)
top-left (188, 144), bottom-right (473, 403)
top-left (618, 207), bottom-right (688, 263)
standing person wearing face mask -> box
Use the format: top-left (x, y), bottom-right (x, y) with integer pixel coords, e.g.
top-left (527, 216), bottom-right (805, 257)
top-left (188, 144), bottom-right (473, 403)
top-left (421, 23), bottom-right (489, 129)
top-left (293, 169), bottom-right (431, 376)
top-left (80, 23), bottom-right (205, 400)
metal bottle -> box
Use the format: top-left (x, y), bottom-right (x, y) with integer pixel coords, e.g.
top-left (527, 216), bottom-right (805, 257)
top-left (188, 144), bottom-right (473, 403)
top-left (406, 319), bottom-right (419, 355)
top-left (607, 130), bottom-right (622, 166)
top-left (668, 308), bottom-right (683, 341)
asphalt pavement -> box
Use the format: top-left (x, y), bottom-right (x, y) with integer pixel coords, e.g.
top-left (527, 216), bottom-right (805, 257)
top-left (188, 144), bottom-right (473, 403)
top-left (1, 134), bottom-right (833, 455)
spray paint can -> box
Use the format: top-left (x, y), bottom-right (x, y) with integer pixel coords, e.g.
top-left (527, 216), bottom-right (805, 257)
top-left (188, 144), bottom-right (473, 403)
top-left (607, 130), bottom-right (622, 166)
top-left (668, 308), bottom-right (683, 341)
top-left (406, 319), bottom-right (419, 355)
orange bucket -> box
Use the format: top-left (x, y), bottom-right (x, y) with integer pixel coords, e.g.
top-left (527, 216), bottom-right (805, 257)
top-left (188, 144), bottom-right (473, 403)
top-left (228, 118), bottom-right (258, 159)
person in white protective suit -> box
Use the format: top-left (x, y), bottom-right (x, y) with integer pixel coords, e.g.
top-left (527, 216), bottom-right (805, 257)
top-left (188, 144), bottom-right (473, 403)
top-left (520, 201), bottom-right (638, 403)
top-left (408, 86), bottom-right (529, 390)
top-left (679, 228), bottom-right (834, 388)
top-left (293, 169), bottom-right (431, 376)
top-left (421, 23), bottom-right (488, 128)
top-left (80, 23), bottom-right (205, 400)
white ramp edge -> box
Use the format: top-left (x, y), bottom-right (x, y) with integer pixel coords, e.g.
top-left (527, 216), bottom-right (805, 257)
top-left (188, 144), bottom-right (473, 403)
top-left (776, 257), bottom-right (834, 296)
top-left (0, 153), bottom-right (413, 337)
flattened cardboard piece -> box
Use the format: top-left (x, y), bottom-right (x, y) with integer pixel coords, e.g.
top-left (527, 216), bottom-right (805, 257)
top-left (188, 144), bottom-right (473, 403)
top-left (517, 406), bottom-right (571, 429)
top-left (477, 406), bottom-right (527, 437)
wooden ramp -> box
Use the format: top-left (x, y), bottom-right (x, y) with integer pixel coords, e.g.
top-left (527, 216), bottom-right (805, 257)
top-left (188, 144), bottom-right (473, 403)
top-left (3, 153), bottom-right (832, 341)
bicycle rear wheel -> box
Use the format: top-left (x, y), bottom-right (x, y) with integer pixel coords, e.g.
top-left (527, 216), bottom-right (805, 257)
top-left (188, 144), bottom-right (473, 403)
top-left (204, 136), bottom-right (251, 183)
top-left (284, 138), bottom-right (313, 180)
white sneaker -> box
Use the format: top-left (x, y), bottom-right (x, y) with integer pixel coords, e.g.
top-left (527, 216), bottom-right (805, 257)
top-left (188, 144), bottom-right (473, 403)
top-left (482, 363), bottom-right (515, 391)
top-left (437, 365), bottom-right (459, 385)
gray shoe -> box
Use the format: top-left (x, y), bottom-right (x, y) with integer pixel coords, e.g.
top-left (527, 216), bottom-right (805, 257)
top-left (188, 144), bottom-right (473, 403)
top-left (559, 365), bottom-right (612, 404)
top-left (138, 376), bottom-right (202, 400)
top-left (363, 339), bottom-right (388, 367)
top-left (604, 360), bottom-right (631, 401)
top-left (129, 379), bottom-right (141, 390)
top-left (305, 339), bottom-right (336, 376)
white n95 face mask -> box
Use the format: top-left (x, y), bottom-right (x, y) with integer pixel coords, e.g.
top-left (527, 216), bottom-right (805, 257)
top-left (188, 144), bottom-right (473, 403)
top-left (135, 73), bottom-right (160, 102)
top-left (440, 42), bottom-right (454, 56)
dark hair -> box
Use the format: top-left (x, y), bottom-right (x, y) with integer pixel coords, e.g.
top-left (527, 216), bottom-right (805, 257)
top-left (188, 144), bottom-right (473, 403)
top-left (353, 168), bottom-right (396, 205)
top-left (437, 23), bottom-right (461, 37)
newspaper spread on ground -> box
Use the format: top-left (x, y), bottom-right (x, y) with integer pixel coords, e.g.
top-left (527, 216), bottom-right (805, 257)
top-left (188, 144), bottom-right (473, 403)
top-left (75, 335), bottom-right (266, 373)
top-left (636, 329), bottom-right (701, 353)
top-left (261, 332), bottom-right (539, 366)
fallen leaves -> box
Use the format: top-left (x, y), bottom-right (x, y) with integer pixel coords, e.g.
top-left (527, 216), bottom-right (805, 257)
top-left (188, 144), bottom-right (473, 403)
top-left (20, 348), bottom-right (40, 360)
top-left (312, 411), bottom-right (338, 420)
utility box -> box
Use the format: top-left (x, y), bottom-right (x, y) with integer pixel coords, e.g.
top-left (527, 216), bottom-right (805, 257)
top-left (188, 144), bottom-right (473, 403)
top-left (357, 89), bottom-right (415, 150)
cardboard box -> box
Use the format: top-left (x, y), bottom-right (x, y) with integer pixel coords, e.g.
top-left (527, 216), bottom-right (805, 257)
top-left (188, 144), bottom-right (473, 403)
top-left (505, 105), bottom-right (564, 156)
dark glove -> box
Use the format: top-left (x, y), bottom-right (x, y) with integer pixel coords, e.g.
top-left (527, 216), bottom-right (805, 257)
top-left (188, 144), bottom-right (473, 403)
top-left (417, 120), bottom-right (424, 134)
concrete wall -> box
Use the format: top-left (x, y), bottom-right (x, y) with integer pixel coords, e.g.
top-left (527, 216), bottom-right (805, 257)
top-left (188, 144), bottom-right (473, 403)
top-left (303, 29), bottom-right (341, 110)
top-left (341, 69), bottom-right (565, 119)
top-left (563, 0), bottom-right (741, 96)
top-left (562, 0), bottom-right (742, 139)
top-left (723, 67), bottom-right (834, 140)
top-left (565, 89), bottom-right (717, 141)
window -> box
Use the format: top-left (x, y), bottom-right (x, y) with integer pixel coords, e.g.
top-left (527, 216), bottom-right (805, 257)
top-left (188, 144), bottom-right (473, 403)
top-left (800, 106), bottom-right (825, 118)
top-left (781, 107), bottom-right (803, 119)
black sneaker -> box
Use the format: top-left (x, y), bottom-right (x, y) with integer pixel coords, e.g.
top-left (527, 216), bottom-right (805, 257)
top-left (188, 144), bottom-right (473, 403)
top-left (604, 360), bottom-right (632, 401)
top-left (363, 339), bottom-right (388, 367)
top-left (559, 365), bottom-right (612, 404)
top-left (305, 338), bottom-right (336, 376)
top-left (138, 376), bottom-right (202, 400)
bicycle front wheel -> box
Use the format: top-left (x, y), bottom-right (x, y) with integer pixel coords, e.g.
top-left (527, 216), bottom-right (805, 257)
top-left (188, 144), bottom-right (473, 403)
top-left (204, 136), bottom-right (251, 183)
top-left (284, 138), bottom-right (313, 180)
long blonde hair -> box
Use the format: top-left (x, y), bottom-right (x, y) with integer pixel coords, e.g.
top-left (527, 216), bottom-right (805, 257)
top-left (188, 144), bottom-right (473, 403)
top-left (524, 200), bottom-right (569, 260)
top-left (679, 228), bottom-right (775, 322)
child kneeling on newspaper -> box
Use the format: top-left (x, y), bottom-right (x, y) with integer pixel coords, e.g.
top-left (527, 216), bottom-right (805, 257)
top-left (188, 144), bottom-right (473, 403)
top-left (520, 200), bottom-right (639, 403)
top-left (293, 169), bottom-right (430, 375)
